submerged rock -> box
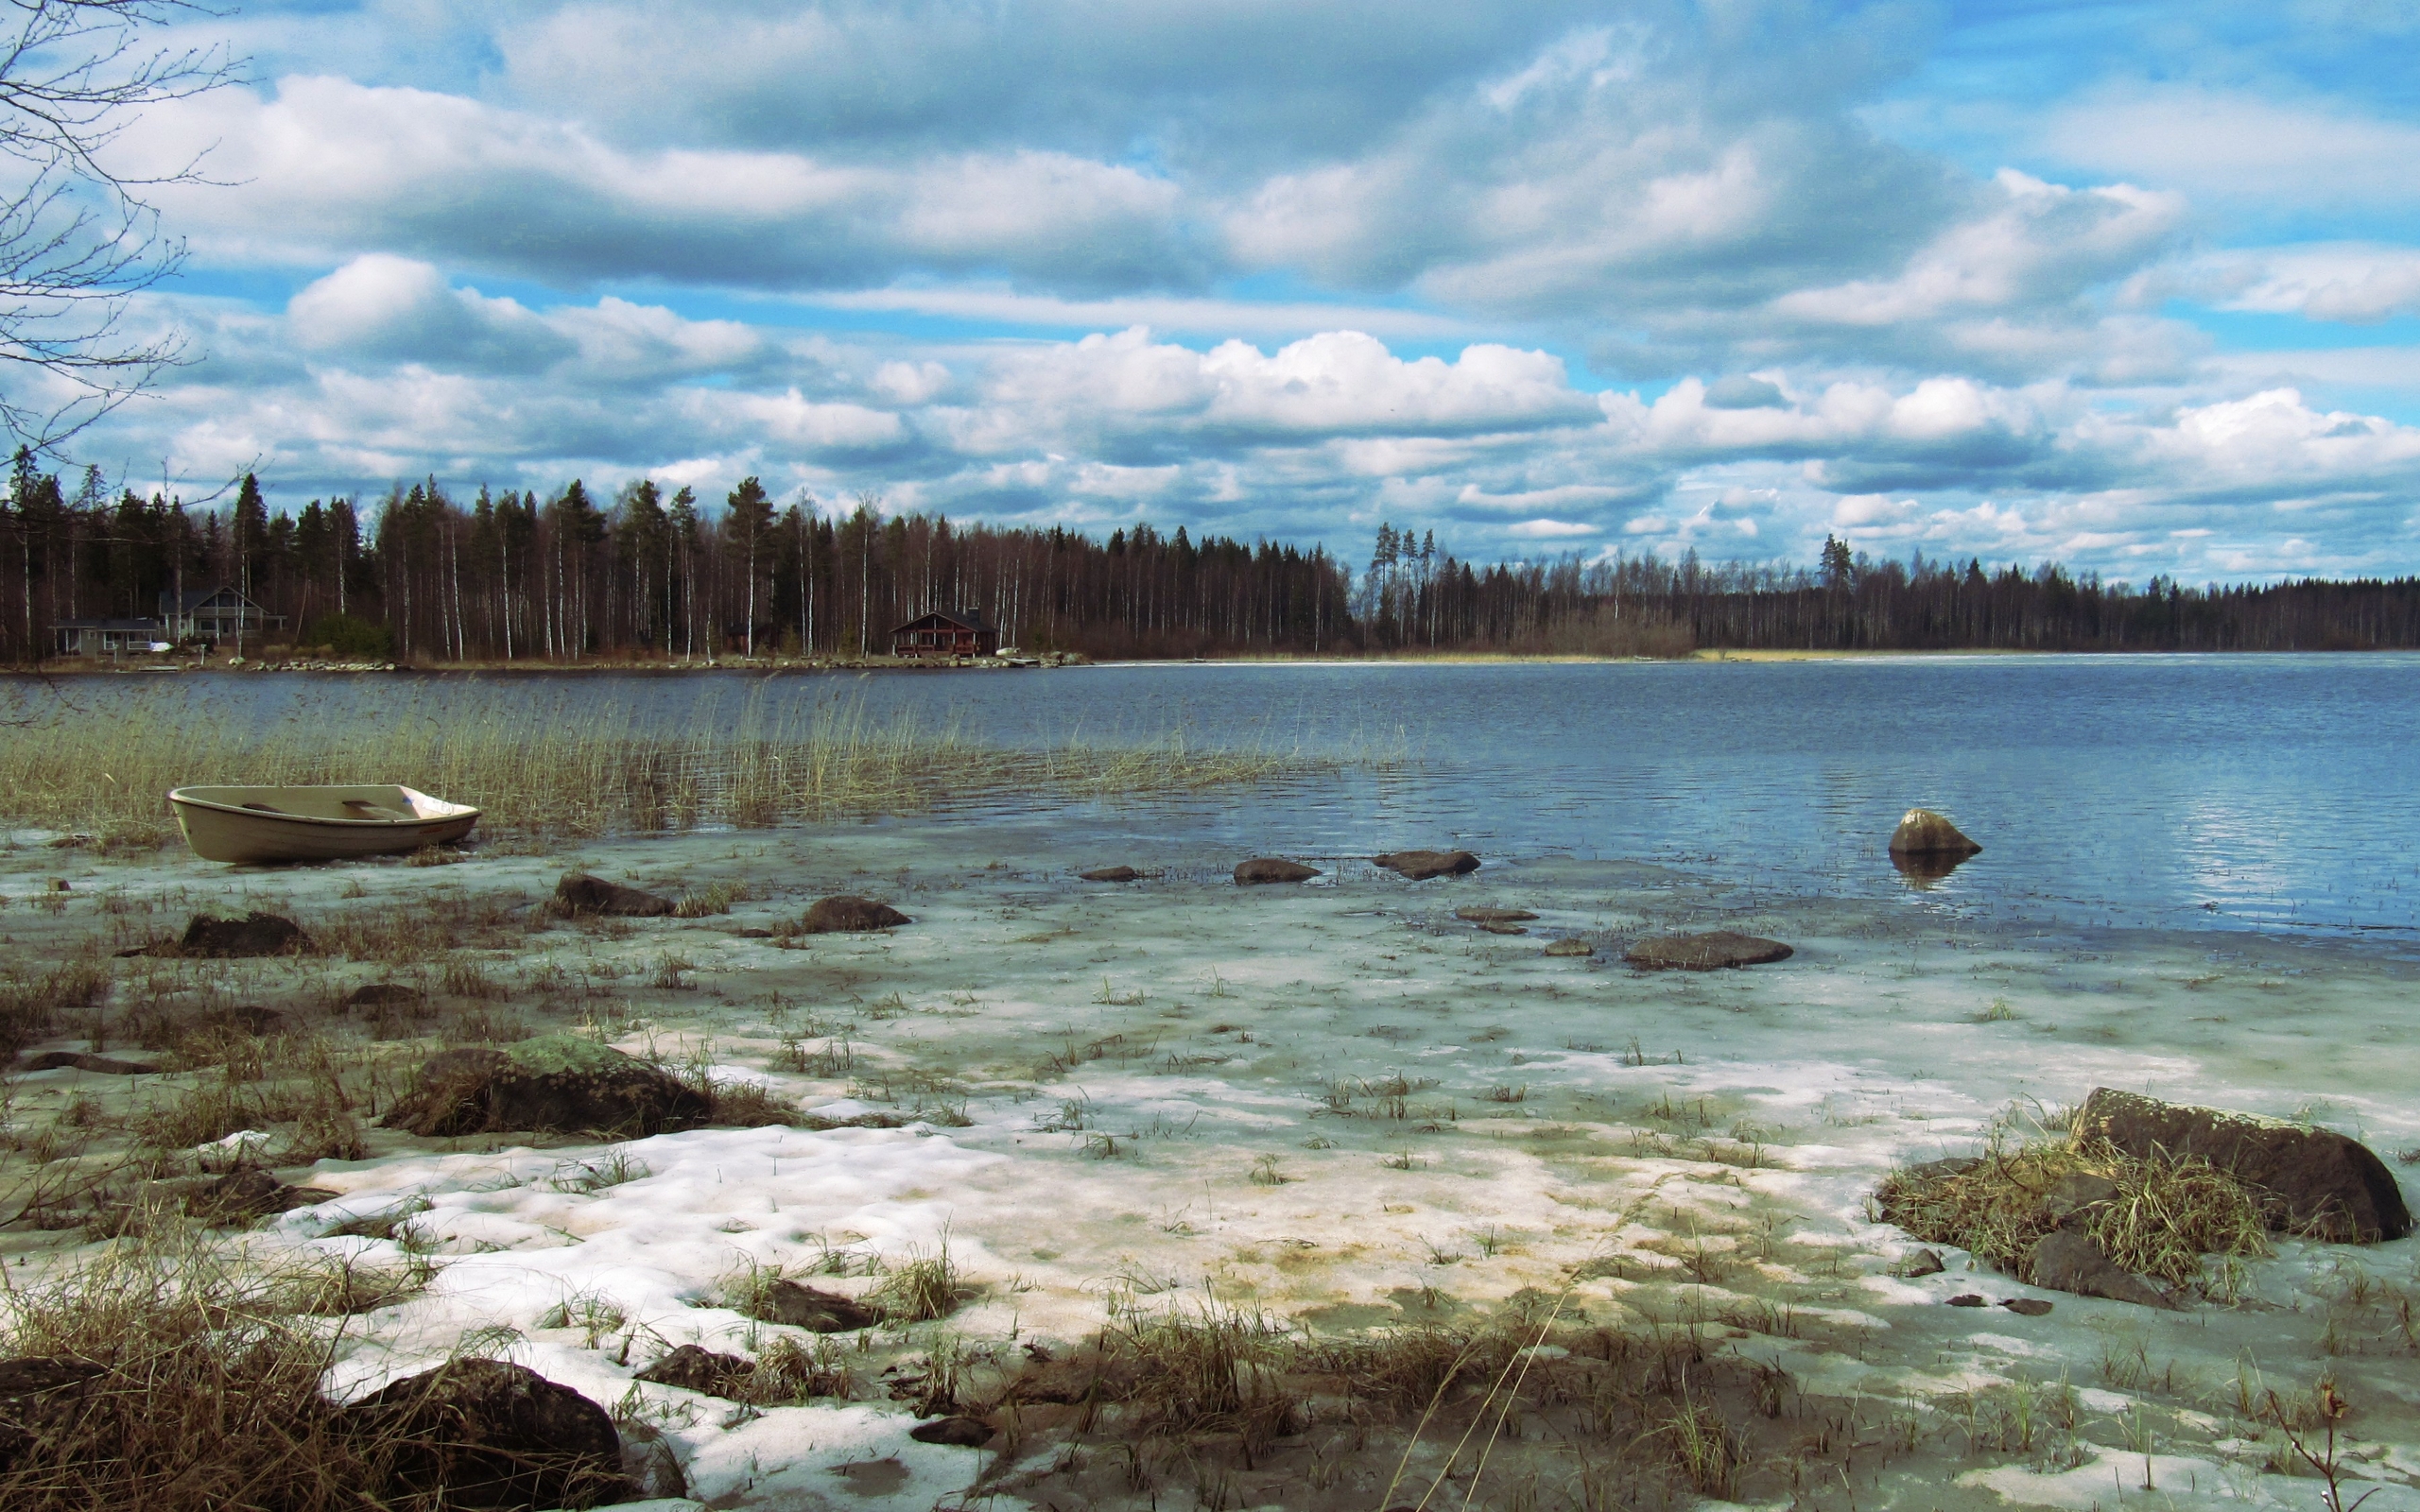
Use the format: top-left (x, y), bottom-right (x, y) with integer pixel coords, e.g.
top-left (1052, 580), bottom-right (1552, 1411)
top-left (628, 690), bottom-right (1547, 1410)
top-left (17, 1051), bottom-right (160, 1074)
top-left (336, 1358), bottom-right (632, 1511)
top-left (1080, 866), bottom-right (1141, 883)
top-left (553, 872), bottom-right (674, 918)
top-left (1888, 808), bottom-right (1982, 857)
top-left (344, 982), bottom-right (427, 1013)
top-left (175, 912), bottom-right (308, 958)
top-left (1374, 850), bottom-right (1480, 881)
top-left (1455, 906), bottom-right (1537, 924)
top-left (1622, 931), bottom-right (1794, 971)
top-left (750, 1279), bottom-right (880, 1332)
top-left (1543, 937), bottom-right (1594, 958)
top-left (2026, 1229), bottom-right (2175, 1309)
top-left (802, 895), bottom-right (911, 932)
top-left (2073, 1087), bottom-right (2411, 1242)
top-left (635, 1345), bottom-right (753, 1400)
top-left (1235, 858), bottom-right (1319, 885)
top-left (381, 1035), bottom-right (708, 1138)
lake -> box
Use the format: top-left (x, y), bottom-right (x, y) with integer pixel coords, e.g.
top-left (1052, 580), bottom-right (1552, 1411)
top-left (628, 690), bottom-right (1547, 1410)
top-left (29, 652), bottom-right (2420, 939)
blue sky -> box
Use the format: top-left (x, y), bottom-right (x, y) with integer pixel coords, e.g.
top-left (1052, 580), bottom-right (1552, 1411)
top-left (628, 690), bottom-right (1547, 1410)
top-left (55, 0), bottom-right (2420, 580)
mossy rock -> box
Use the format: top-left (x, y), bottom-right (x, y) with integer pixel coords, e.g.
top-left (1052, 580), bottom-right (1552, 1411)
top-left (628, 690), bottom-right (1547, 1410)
top-left (382, 1036), bottom-right (707, 1138)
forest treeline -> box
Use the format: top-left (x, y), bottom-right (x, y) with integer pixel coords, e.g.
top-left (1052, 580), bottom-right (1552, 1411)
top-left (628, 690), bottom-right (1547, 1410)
top-left (5, 455), bottom-right (2420, 662)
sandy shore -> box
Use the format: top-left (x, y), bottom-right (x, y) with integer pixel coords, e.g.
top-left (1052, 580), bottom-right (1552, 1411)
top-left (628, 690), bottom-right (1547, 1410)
top-left (1, 823), bottom-right (2413, 1511)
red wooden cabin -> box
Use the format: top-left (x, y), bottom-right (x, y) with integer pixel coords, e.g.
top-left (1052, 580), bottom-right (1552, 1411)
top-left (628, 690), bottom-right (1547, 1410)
top-left (890, 609), bottom-right (1001, 658)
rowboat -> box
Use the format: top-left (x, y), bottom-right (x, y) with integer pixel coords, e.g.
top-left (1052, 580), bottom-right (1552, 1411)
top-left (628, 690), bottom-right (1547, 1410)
top-left (168, 784), bottom-right (480, 864)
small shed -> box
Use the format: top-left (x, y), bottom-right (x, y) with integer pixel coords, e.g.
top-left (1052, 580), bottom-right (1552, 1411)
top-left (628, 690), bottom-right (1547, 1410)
top-left (890, 609), bottom-right (1000, 658)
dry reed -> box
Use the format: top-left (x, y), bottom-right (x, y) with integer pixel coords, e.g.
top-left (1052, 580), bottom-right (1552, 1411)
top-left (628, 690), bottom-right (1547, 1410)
top-left (0, 682), bottom-right (1340, 841)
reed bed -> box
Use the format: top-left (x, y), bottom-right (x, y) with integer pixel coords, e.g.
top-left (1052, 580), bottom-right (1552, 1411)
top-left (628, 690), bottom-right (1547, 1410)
top-left (0, 683), bottom-right (1341, 842)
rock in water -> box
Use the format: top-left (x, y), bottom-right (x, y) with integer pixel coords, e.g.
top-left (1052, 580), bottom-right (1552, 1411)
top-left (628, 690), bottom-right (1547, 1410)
top-left (1544, 937), bottom-right (1595, 958)
top-left (1374, 850), bottom-right (1479, 881)
top-left (337, 1359), bottom-right (631, 1510)
top-left (1622, 931), bottom-right (1794, 971)
top-left (2026, 1230), bottom-right (2175, 1309)
top-left (802, 895), bottom-right (911, 932)
top-left (553, 872), bottom-right (674, 918)
top-left (2073, 1087), bottom-right (2412, 1242)
top-left (1455, 906), bottom-right (1537, 923)
top-left (1235, 858), bottom-right (1320, 885)
top-left (635, 1345), bottom-right (753, 1400)
top-left (752, 1279), bottom-right (880, 1332)
top-left (1888, 808), bottom-right (1982, 857)
top-left (176, 912), bottom-right (308, 957)
top-left (381, 1035), bottom-right (709, 1138)
top-left (1080, 866), bottom-right (1141, 883)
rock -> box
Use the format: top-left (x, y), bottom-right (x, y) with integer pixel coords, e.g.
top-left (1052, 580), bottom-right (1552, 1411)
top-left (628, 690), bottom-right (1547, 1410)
top-left (2000, 1297), bottom-right (2054, 1316)
top-left (1622, 931), bottom-right (1794, 971)
top-left (17, 1051), bottom-right (160, 1074)
top-left (1945, 1294), bottom-right (1985, 1307)
top-left (381, 1035), bottom-right (710, 1139)
top-left (1374, 850), bottom-right (1479, 881)
top-left (908, 1415), bottom-right (994, 1447)
top-left (801, 895), bottom-right (911, 933)
top-left (1455, 906), bottom-right (1537, 923)
top-left (733, 926), bottom-right (772, 938)
top-left (553, 872), bottom-right (675, 918)
top-left (635, 1345), bottom-right (752, 1400)
top-left (1888, 808), bottom-right (1982, 856)
top-left (198, 1005), bottom-right (287, 1037)
top-left (175, 912), bottom-right (308, 958)
top-left (0, 1356), bottom-right (105, 1472)
top-left (1235, 858), bottom-right (1320, 885)
top-left (337, 1358), bottom-right (632, 1511)
top-left (751, 1279), bottom-right (880, 1332)
top-left (2074, 1087), bottom-right (2412, 1243)
top-left (1892, 1248), bottom-right (1945, 1278)
top-left (1080, 866), bottom-right (1141, 883)
top-left (1543, 937), bottom-right (1594, 958)
top-left (2040, 1171), bottom-right (2121, 1228)
top-left (2027, 1230), bottom-right (2174, 1308)
top-left (344, 983), bottom-right (427, 1012)
top-left (178, 1168), bottom-right (318, 1226)
top-left (618, 1420), bottom-right (689, 1501)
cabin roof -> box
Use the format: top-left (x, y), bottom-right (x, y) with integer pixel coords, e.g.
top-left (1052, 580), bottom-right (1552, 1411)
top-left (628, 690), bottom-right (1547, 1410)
top-left (891, 608), bottom-right (996, 633)
top-left (55, 616), bottom-right (164, 631)
top-left (159, 585), bottom-right (260, 613)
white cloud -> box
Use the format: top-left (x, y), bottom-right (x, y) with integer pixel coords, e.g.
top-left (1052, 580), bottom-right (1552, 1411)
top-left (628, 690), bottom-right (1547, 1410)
top-left (2040, 86), bottom-right (2420, 207)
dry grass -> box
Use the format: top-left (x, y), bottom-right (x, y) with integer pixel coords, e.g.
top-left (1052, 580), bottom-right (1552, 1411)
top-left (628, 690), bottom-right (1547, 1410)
top-left (1877, 1133), bottom-right (2271, 1290)
top-left (0, 682), bottom-right (1349, 840)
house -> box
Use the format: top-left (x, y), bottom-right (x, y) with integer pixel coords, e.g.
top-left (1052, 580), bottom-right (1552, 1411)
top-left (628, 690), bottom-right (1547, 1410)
top-left (53, 616), bottom-right (170, 657)
top-left (158, 586), bottom-right (285, 647)
top-left (889, 608), bottom-right (1000, 658)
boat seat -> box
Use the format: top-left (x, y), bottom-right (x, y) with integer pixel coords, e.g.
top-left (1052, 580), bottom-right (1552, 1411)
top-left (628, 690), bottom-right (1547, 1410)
top-left (341, 800), bottom-right (413, 821)
top-left (241, 802), bottom-right (286, 814)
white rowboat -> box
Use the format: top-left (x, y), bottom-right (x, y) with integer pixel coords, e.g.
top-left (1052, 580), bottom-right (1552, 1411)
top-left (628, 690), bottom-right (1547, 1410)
top-left (169, 784), bottom-right (480, 864)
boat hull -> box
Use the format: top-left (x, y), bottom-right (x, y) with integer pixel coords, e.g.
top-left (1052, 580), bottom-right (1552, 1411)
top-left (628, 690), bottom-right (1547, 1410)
top-left (169, 784), bottom-right (481, 864)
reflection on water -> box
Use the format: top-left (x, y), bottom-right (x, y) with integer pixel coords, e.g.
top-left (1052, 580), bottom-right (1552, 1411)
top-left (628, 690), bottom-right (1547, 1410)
top-left (1889, 849), bottom-right (1974, 889)
top-left (18, 653), bottom-right (2420, 939)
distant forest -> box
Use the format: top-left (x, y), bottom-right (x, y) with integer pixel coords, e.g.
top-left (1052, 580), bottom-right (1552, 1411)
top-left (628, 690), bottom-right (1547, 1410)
top-left (5, 455), bottom-right (2420, 662)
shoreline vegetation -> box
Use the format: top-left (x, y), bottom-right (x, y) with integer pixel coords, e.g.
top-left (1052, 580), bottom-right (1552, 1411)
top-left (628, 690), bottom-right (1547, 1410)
top-left (0, 686), bottom-right (1358, 844)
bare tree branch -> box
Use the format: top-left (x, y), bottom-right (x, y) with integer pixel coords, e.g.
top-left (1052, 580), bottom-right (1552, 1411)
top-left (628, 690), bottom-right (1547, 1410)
top-left (0, 2), bottom-right (239, 453)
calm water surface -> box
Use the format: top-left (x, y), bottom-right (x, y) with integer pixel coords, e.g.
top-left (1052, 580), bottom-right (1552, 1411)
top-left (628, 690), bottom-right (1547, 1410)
top-left (44, 655), bottom-right (2420, 938)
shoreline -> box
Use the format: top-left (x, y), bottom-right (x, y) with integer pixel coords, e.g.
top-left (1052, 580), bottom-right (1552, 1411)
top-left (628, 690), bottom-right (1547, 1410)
top-left (0, 821), bottom-right (2411, 1509)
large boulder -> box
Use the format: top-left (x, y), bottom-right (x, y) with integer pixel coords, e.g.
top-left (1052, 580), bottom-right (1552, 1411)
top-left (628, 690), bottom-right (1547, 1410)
top-left (2027, 1230), bottom-right (2175, 1309)
top-left (381, 1036), bottom-right (709, 1138)
top-left (1235, 858), bottom-right (1319, 885)
top-left (1888, 808), bottom-right (1981, 857)
top-left (1374, 850), bottom-right (1479, 881)
top-left (553, 872), bottom-right (674, 918)
top-left (2074, 1088), bottom-right (2411, 1242)
top-left (337, 1359), bottom-right (632, 1511)
top-left (802, 895), bottom-right (910, 933)
top-left (176, 912), bottom-right (308, 958)
top-left (1622, 931), bottom-right (1794, 971)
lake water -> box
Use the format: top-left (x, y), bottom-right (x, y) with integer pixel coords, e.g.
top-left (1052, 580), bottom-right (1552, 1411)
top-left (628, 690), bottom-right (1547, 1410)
top-left (34, 654), bottom-right (2420, 940)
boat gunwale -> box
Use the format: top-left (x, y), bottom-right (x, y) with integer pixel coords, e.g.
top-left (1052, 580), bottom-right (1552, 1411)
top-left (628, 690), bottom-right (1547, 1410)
top-left (168, 785), bottom-right (481, 829)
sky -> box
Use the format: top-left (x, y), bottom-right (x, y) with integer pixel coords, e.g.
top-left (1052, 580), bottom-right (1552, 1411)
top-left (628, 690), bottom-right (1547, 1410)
top-left (43, 0), bottom-right (2420, 581)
